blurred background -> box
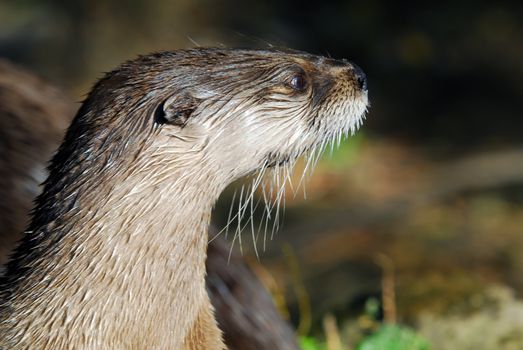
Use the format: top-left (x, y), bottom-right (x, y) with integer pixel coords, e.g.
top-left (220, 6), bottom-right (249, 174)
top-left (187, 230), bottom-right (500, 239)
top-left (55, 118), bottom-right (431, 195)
top-left (1, 0), bottom-right (522, 348)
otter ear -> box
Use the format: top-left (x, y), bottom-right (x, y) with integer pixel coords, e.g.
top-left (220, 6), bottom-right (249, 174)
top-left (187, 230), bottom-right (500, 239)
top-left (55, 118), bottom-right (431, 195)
top-left (154, 93), bottom-right (199, 127)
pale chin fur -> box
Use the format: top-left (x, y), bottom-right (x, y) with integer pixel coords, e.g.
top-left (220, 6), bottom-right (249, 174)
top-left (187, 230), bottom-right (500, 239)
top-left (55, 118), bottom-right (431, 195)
top-left (219, 92), bottom-right (369, 258)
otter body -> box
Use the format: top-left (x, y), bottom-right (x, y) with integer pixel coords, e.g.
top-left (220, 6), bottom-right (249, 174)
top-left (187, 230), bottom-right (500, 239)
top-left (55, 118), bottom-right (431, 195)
top-left (0, 48), bottom-right (368, 349)
top-left (0, 59), bottom-right (299, 349)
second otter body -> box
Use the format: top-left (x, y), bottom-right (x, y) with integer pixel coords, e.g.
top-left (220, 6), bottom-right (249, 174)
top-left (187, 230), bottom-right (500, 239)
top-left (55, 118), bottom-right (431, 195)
top-left (0, 48), bottom-right (368, 349)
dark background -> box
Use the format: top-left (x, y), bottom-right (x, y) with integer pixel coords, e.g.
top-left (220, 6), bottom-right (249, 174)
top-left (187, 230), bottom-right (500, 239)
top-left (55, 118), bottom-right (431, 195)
top-left (2, 0), bottom-right (521, 150)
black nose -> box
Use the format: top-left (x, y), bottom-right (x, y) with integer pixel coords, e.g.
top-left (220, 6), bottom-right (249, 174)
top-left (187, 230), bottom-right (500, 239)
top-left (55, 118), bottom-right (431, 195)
top-left (352, 63), bottom-right (367, 91)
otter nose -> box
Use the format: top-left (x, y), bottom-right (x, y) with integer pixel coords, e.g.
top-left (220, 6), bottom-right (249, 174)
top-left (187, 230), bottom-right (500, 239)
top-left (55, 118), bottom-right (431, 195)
top-left (351, 63), bottom-right (367, 91)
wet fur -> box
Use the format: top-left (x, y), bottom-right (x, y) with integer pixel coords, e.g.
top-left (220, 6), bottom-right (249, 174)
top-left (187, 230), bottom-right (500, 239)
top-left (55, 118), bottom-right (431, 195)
top-left (0, 48), bottom-right (368, 349)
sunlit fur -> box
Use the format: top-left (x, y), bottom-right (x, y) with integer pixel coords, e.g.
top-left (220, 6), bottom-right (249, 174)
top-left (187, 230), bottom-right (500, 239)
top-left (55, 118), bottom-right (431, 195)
top-left (0, 48), bottom-right (368, 349)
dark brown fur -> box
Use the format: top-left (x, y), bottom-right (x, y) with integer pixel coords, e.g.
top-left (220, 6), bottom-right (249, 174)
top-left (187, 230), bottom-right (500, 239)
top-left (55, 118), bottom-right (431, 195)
top-left (207, 233), bottom-right (298, 350)
top-left (0, 59), bottom-right (74, 268)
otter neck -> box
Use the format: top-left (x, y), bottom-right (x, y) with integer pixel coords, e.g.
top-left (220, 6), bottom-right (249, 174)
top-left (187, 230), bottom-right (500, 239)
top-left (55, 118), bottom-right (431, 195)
top-left (2, 150), bottom-right (225, 348)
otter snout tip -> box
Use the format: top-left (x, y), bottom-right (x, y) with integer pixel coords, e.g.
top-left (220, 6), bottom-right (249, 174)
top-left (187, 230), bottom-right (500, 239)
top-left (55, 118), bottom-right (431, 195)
top-left (351, 63), bottom-right (368, 92)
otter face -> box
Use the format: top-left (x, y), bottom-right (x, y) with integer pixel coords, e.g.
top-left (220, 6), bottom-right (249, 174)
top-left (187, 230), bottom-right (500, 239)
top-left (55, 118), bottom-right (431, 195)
top-left (149, 48), bottom-right (368, 182)
top-left (79, 48), bottom-right (367, 191)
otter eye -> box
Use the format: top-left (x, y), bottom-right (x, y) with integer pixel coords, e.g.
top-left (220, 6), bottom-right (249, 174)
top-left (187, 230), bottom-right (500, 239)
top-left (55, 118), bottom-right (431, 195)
top-left (289, 73), bottom-right (308, 91)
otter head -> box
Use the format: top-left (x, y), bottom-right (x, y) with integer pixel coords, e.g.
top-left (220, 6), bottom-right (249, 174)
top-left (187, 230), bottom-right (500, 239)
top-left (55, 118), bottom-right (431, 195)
top-left (146, 49), bottom-right (368, 183)
top-left (54, 48), bottom-right (368, 203)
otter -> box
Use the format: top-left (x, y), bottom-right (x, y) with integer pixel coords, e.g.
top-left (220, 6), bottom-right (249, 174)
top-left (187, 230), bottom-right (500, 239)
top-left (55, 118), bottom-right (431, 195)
top-left (0, 48), bottom-right (368, 349)
top-left (0, 58), bottom-right (299, 349)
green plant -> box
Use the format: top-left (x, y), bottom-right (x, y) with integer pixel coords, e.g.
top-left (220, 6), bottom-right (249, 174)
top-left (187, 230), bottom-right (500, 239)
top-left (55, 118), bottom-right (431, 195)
top-left (323, 131), bottom-right (366, 169)
top-left (299, 336), bottom-right (326, 350)
top-left (357, 325), bottom-right (430, 350)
